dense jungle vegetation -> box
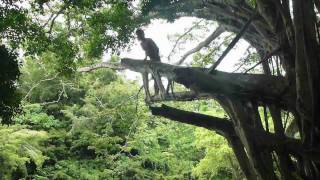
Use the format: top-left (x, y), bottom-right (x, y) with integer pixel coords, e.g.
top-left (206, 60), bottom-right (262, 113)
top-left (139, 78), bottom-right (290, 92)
top-left (0, 1), bottom-right (241, 179)
top-left (2, 0), bottom-right (320, 179)
top-left (1, 58), bottom-right (239, 179)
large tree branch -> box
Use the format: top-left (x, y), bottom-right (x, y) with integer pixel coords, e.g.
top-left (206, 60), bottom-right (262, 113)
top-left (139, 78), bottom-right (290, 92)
top-left (78, 62), bottom-right (125, 72)
top-left (175, 25), bottom-right (225, 65)
top-left (150, 91), bottom-right (212, 102)
top-left (174, 67), bottom-right (295, 109)
top-left (150, 104), bottom-right (235, 137)
top-left (146, 0), bottom-right (277, 55)
top-left (150, 104), bottom-right (320, 162)
top-left (78, 59), bottom-right (295, 109)
top-left (150, 104), bottom-right (256, 178)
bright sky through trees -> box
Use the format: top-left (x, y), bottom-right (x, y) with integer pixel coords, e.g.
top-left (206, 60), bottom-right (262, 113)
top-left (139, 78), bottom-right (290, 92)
top-left (110, 17), bottom-right (250, 80)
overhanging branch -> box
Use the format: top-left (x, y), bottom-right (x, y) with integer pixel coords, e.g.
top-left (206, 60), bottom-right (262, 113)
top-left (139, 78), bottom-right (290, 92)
top-left (150, 91), bottom-right (212, 102)
top-left (78, 62), bottom-right (124, 72)
top-left (78, 58), bottom-right (295, 108)
top-left (150, 104), bottom-right (235, 136)
top-left (150, 104), bottom-right (320, 161)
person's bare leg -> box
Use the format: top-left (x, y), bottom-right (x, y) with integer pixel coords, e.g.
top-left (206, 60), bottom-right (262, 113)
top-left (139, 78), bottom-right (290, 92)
top-left (152, 70), bottom-right (165, 98)
top-left (142, 72), bottom-right (151, 102)
top-left (153, 75), bottom-right (159, 96)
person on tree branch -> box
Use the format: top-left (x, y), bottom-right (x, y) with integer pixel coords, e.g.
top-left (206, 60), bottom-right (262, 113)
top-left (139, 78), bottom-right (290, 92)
top-left (136, 28), bottom-right (161, 62)
top-left (136, 28), bottom-right (165, 99)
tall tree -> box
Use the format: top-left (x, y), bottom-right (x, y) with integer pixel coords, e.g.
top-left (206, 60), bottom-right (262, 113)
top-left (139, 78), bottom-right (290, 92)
top-left (83, 0), bottom-right (320, 179)
top-left (135, 0), bottom-right (320, 179)
top-left (2, 0), bottom-right (320, 179)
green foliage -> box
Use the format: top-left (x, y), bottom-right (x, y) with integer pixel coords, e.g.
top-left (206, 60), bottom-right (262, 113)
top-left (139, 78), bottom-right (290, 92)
top-left (192, 129), bottom-right (235, 179)
top-left (48, 32), bottom-right (78, 74)
top-left (15, 104), bottom-right (61, 130)
top-left (140, 0), bottom-right (187, 22)
top-left (192, 50), bottom-right (218, 68)
top-left (0, 0), bottom-right (142, 120)
top-left (0, 7), bottom-right (28, 36)
top-left (191, 35), bottom-right (233, 68)
top-left (0, 45), bottom-right (21, 124)
top-left (19, 57), bottom-right (62, 103)
top-left (84, 2), bottom-right (137, 58)
top-left (128, 116), bottom-right (201, 178)
top-left (234, 46), bottom-right (260, 73)
top-left (246, 0), bottom-right (257, 7)
top-left (0, 125), bottom-right (48, 179)
top-left (19, 57), bottom-right (85, 110)
top-left (0, 6), bottom-right (45, 49)
top-left (38, 159), bottom-right (110, 179)
top-left (0, 2), bottom-right (245, 177)
top-left (7, 61), bottom-right (243, 179)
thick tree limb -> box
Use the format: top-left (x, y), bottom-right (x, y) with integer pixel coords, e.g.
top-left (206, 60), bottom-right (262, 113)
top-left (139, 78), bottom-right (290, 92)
top-left (150, 104), bottom-right (235, 136)
top-left (150, 104), bottom-right (320, 162)
top-left (150, 104), bottom-right (257, 178)
top-left (175, 26), bottom-right (225, 65)
top-left (173, 68), bottom-right (295, 109)
top-left (150, 91), bottom-right (212, 102)
top-left (78, 59), bottom-right (295, 109)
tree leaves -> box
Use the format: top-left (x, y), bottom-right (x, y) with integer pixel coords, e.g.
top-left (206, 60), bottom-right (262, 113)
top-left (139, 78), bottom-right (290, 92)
top-left (0, 45), bottom-right (21, 124)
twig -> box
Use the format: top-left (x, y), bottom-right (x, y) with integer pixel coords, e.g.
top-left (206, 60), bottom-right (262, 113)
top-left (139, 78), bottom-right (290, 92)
top-left (244, 47), bottom-right (281, 74)
top-left (232, 46), bottom-right (253, 72)
top-left (23, 73), bottom-right (60, 101)
top-left (135, 85), bottom-right (144, 113)
top-left (39, 80), bottom-right (66, 105)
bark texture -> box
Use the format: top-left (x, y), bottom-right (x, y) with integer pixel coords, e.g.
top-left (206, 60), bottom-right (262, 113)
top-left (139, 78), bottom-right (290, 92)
top-left (80, 0), bottom-right (320, 178)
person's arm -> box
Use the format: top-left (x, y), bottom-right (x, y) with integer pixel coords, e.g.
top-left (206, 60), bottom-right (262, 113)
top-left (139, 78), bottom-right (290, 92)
top-left (141, 41), bottom-right (148, 61)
